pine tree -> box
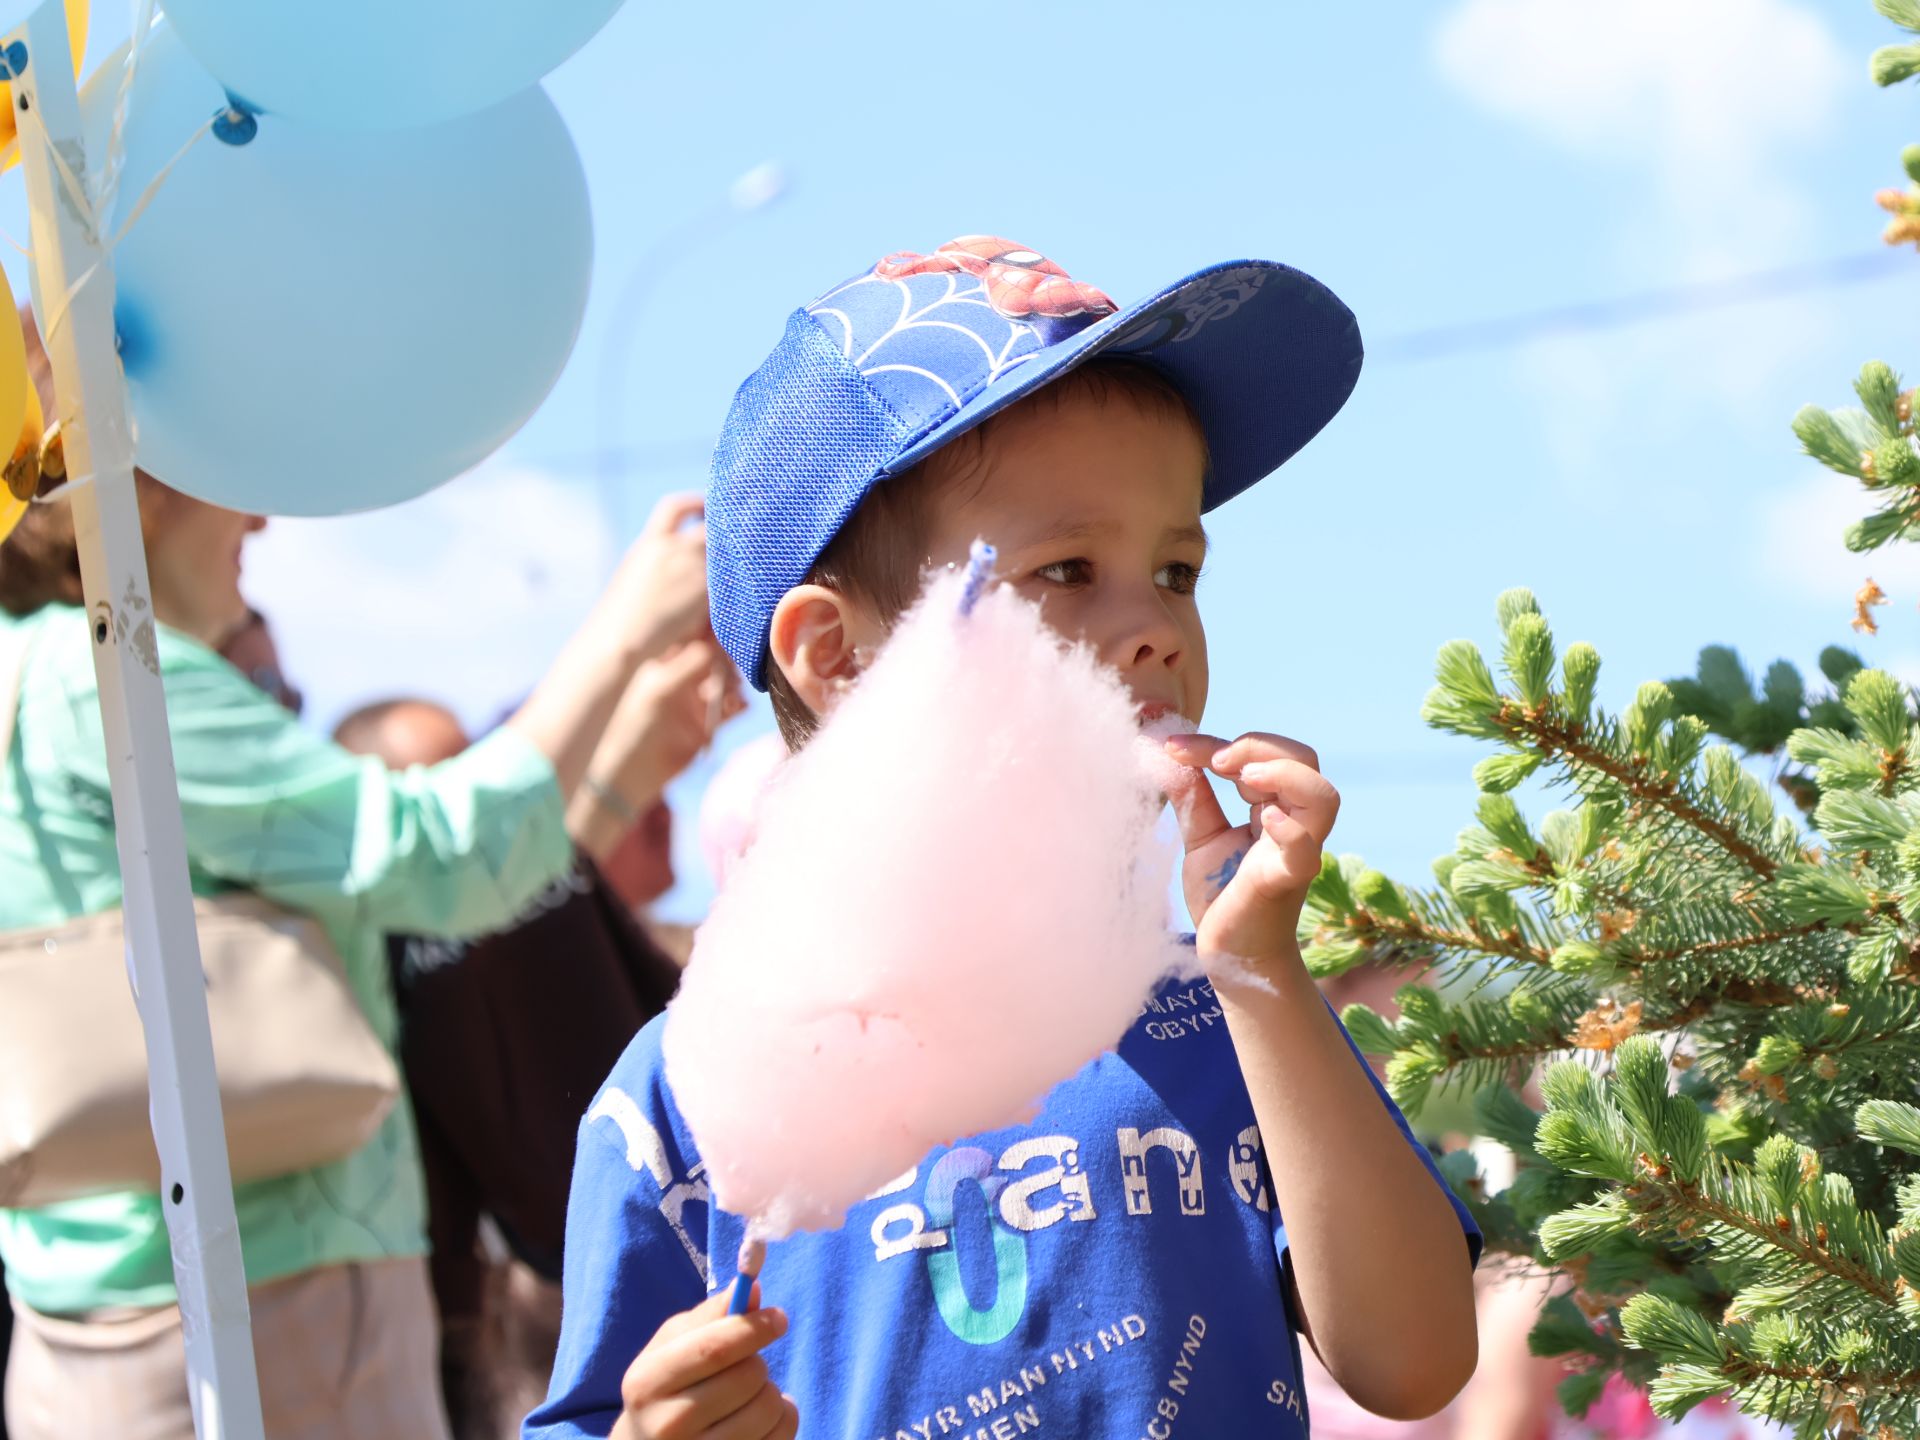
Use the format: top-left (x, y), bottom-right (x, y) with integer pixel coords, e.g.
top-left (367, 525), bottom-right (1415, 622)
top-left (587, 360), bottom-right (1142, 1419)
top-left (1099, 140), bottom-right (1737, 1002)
top-left (1312, 7), bottom-right (1920, 1436)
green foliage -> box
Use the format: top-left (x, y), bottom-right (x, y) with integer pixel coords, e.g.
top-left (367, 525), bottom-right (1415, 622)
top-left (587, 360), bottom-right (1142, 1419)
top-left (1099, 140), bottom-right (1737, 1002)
top-left (1338, 581), bottom-right (1920, 1436)
top-left (1878, 0), bottom-right (1920, 35)
top-left (1859, 1099), bottom-right (1920, 1154)
top-left (1324, 12), bottom-right (1920, 1431)
top-left (1860, 360), bottom-right (1908, 434)
top-left (1873, 41), bottom-right (1920, 86)
top-left (1794, 403), bottom-right (1871, 478)
top-left (1668, 644), bottom-right (1868, 814)
top-left (1795, 359), bottom-right (1920, 563)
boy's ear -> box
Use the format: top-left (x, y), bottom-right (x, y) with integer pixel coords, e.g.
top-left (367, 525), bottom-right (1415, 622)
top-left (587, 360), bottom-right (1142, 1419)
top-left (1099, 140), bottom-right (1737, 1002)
top-left (767, 584), bottom-right (877, 718)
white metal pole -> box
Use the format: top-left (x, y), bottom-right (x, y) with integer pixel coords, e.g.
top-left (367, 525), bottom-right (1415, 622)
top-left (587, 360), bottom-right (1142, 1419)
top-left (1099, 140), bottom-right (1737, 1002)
top-left (7, 9), bottom-right (265, 1437)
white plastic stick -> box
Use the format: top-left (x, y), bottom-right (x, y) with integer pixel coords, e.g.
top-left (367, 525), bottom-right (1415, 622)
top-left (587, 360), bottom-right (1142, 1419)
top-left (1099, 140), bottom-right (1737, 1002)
top-left (9, 9), bottom-right (265, 1437)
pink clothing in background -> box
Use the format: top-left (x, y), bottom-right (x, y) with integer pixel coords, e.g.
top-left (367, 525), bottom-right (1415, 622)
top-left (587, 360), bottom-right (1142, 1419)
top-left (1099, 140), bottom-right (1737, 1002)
top-left (1556, 1376), bottom-right (1777, 1440)
top-left (696, 730), bottom-right (788, 890)
top-left (1296, 1344), bottom-right (1458, 1440)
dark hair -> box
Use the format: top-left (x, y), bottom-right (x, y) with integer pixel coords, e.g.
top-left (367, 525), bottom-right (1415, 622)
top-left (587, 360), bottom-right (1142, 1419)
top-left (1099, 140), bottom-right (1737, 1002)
top-left (0, 303), bottom-right (169, 617)
top-left (765, 359), bottom-right (1204, 748)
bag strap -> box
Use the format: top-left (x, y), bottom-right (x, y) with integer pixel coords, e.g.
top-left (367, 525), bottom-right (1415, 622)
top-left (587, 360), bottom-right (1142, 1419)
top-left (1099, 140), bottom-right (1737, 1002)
top-left (0, 621), bottom-right (31, 764)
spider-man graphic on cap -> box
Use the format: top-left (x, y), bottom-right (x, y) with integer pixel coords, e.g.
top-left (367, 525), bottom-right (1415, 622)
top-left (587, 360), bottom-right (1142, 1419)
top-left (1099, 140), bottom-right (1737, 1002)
top-left (874, 236), bottom-right (1118, 323)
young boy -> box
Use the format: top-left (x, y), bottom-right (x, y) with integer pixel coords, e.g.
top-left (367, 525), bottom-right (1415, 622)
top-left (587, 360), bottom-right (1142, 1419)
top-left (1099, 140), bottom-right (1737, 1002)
top-left (526, 237), bottom-right (1482, 1440)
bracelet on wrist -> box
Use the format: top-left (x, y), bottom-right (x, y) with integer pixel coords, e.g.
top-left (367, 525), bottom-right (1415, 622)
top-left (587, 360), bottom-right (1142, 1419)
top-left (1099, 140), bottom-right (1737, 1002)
top-left (583, 775), bottom-right (640, 826)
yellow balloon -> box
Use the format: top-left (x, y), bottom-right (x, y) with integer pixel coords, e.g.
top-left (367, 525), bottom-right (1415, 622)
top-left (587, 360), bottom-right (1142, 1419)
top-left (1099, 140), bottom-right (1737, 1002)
top-left (0, 381), bottom-right (40, 545)
top-left (0, 270), bottom-right (27, 470)
top-left (0, 0), bottom-right (88, 170)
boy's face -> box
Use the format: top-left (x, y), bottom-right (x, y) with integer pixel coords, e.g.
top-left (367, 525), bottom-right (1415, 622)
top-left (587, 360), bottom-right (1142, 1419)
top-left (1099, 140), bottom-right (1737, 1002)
top-left (920, 383), bottom-right (1211, 726)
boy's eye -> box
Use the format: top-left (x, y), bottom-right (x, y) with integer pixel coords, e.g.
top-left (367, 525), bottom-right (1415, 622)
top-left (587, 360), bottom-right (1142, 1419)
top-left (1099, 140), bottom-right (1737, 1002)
top-left (1156, 562), bottom-right (1203, 595)
top-left (1034, 558), bottom-right (1092, 587)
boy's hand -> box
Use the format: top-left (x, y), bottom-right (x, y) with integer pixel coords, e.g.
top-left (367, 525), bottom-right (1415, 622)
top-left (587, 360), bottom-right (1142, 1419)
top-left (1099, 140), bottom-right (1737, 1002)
top-left (610, 1289), bottom-right (798, 1440)
top-left (1161, 732), bottom-right (1340, 970)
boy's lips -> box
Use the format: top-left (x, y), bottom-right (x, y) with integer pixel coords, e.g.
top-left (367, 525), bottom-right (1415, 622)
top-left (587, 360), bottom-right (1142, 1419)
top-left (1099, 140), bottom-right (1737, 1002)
top-left (1135, 701), bottom-right (1178, 725)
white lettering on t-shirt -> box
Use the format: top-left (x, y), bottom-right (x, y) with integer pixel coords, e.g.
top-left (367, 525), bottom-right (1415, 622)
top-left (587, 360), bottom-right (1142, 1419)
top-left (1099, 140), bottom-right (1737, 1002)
top-left (1229, 1124), bottom-right (1273, 1211)
top-left (589, 1088), bottom-right (708, 1279)
top-left (586, 1087), bottom-right (672, 1190)
top-left (998, 1135), bottom-right (1097, 1232)
top-left (1116, 1127), bottom-right (1204, 1216)
top-left (871, 1202), bottom-right (950, 1263)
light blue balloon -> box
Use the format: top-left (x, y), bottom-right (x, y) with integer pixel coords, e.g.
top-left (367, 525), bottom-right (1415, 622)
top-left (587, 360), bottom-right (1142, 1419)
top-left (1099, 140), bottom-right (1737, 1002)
top-left (160, 0), bottom-right (629, 131)
top-left (74, 24), bottom-right (592, 516)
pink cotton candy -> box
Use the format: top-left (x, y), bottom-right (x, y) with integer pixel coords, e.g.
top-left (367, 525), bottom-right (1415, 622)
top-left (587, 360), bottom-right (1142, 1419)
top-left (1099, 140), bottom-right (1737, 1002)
top-left (1134, 712), bottom-right (1197, 794)
top-left (662, 563), bottom-right (1198, 1240)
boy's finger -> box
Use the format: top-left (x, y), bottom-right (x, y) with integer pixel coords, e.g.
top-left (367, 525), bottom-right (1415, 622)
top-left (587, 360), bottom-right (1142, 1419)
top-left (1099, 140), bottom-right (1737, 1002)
top-left (645, 1354), bottom-right (771, 1435)
top-left (1239, 760), bottom-right (1340, 845)
top-left (704, 1380), bottom-right (792, 1440)
top-left (1259, 805), bottom-right (1326, 882)
top-left (1160, 733), bottom-right (1230, 770)
top-left (1231, 808), bottom-right (1322, 896)
top-left (1211, 732), bottom-right (1320, 775)
top-left (1161, 756), bottom-right (1238, 855)
top-left (629, 1306), bottom-right (789, 1399)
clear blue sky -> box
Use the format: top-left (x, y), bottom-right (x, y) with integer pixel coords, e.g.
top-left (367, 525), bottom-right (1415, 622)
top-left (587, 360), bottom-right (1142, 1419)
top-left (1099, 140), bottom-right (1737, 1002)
top-left (10, 0), bottom-right (1920, 923)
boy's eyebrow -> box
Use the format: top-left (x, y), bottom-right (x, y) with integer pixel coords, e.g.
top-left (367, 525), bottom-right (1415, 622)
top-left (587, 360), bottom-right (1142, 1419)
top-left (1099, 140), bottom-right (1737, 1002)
top-left (1015, 519), bottom-right (1211, 552)
top-left (1169, 522), bottom-right (1211, 554)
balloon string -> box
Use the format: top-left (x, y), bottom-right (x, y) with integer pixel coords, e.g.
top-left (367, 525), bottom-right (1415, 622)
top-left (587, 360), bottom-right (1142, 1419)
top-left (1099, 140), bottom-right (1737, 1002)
top-left (31, 469), bottom-right (93, 505)
top-left (104, 113), bottom-right (213, 252)
top-left (0, 215), bottom-right (31, 257)
top-left (96, 0), bottom-right (160, 224)
top-left (38, 113), bottom-right (215, 348)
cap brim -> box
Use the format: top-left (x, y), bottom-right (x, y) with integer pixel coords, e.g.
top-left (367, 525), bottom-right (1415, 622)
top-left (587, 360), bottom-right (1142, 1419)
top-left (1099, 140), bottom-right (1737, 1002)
top-left (879, 260), bottom-right (1363, 510)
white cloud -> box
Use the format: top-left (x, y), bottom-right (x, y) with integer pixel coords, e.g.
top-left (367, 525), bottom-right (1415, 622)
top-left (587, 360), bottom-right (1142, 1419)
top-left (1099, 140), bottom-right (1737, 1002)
top-left (1433, 0), bottom-right (1847, 262)
top-left (243, 464), bottom-right (615, 734)
top-left (1431, 0), bottom-right (1853, 462)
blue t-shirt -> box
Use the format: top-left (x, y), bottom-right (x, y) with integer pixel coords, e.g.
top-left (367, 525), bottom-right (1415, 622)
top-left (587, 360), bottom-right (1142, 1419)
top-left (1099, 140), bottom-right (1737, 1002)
top-left (526, 973), bottom-right (1480, 1440)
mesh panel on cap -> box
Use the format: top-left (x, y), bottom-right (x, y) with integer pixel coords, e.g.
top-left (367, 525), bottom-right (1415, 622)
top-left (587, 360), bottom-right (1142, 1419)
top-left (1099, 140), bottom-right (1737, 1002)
top-left (707, 308), bottom-right (913, 689)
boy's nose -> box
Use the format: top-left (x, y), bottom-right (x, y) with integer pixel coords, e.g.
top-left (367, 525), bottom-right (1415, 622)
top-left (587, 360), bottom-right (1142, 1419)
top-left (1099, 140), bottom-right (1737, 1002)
top-left (1103, 594), bottom-right (1187, 679)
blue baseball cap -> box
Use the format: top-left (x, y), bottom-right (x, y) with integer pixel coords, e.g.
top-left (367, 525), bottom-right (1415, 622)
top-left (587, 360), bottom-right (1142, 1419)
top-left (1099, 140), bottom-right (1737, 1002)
top-left (707, 235), bottom-right (1362, 690)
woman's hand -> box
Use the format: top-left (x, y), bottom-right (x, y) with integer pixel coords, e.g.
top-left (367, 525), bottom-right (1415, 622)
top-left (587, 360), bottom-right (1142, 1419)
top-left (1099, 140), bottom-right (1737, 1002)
top-left (604, 493), bottom-right (711, 666)
top-left (569, 638), bottom-right (744, 861)
top-left (508, 492), bottom-right (714, 801)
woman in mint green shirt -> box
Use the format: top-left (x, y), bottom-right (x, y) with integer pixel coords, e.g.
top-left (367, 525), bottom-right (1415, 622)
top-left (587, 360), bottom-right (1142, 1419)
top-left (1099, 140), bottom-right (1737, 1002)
top-left (0, 445), bottom-right (711, 1437)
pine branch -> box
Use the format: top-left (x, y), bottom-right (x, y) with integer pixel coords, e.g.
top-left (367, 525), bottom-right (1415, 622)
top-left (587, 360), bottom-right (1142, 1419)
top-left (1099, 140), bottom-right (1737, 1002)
top-left (1375, 578), bottom-right (1920, 1435)
top-left (1338, 909), bottom-right (1555, 969)
top-left (1623, 1165), bottom-right (1900, 1313)
top-left (1626, 921), bottom-right (1836, 970)
top-left (1506, 707), bottom-right (1782, 882)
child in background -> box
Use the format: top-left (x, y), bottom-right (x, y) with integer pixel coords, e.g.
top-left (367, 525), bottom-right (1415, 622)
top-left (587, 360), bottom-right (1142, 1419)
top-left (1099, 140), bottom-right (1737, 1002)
top-left (528, 237), bottom-right (1483, 1440)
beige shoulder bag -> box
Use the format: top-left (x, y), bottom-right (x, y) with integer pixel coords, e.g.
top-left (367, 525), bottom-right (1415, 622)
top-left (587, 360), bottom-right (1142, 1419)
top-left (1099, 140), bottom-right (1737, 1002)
top-left (0, 624), bottom-right (401, 1209)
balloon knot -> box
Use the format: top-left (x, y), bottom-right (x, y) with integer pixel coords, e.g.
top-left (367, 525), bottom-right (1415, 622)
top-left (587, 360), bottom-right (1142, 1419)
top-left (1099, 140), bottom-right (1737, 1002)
top-left (211, 98), bottom-right (259, 147)
top-left (0, 42), bottom-right (28, 83)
